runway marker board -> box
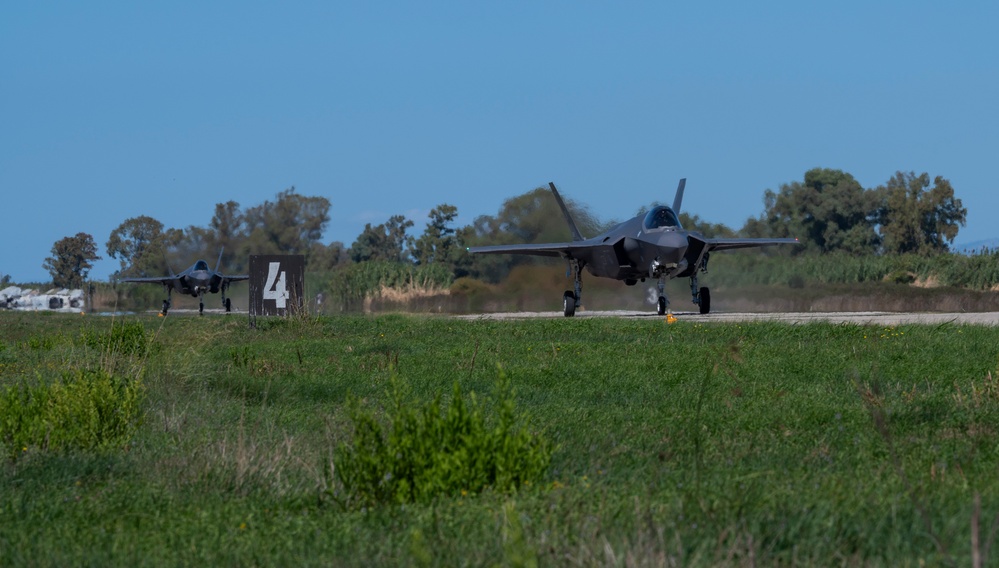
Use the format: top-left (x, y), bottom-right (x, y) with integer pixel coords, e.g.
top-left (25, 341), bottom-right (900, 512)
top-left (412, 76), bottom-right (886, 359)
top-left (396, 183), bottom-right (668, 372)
top-left (249, 255), bottom-right (304, 325)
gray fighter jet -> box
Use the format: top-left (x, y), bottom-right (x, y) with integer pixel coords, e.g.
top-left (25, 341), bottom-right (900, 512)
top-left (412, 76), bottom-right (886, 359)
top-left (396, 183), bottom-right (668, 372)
top-left (468, 179), bottom-right (799, 316)
top-left (121, 250), bottom-right (248, 315)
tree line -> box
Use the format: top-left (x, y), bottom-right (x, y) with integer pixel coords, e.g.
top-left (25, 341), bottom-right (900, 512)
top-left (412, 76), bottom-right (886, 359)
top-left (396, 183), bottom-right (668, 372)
top-left (742, 169), bottom-right (966, 256)
top-left (39, 168), bottom-right (970, 296)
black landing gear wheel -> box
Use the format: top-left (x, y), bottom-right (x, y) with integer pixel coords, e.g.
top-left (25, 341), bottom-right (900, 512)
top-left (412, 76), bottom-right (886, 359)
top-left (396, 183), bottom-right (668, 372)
top-left (698, 287), bottom-right (711, 315)
top-left (563, 290), bottom-right (576, 317)
top-left (657, 296), bottom-right (668, 316)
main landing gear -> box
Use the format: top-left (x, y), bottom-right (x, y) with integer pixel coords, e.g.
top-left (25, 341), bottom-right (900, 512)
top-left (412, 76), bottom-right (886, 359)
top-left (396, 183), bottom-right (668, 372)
top-left (691, 275), bottom-right (711, 315)
top-left (161, 286), bottom-right (173, 316)
top-left (221, 283), bottom-right (233, 314)
top-left (563, 291), bottom-right (576, 317)
top-left (690, 253), bottom-right (711, 315)
top-left (562, 259), bottom-right (583, 317)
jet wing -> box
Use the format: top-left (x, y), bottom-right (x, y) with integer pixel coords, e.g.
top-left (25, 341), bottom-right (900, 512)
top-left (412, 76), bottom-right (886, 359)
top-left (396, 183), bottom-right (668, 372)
top-left (121, 276), bottom-right (174, 284)
top-left (705, 237), bottom-right (799, 251)
top-left (220, 275), bottom-right (250, 283)
top-left (467, 242), bottom-right (589, 258)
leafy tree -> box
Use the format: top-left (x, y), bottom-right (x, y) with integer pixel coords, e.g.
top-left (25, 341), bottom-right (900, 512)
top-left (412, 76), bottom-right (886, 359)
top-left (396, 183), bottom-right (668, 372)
top-left (202, 200), bottom-right (246, 270)
top-left (412, 204), bottom-right (457, 265)
top-left (106, 216), bottom-right (172, 278)
top-left (209, 201), bottom-right (245, 249)
top-left (412, 204), bottom-right (472, 277)
top-left (103, 189), bottom-right (336, 279)
top-left (680, 213), bottom-right (737, 239)
top-left (383, 215), bottom-right (415, 262)
top-left (162, 200), bottom-right (251, 273)
top-left (350, 214), bottom-right (414, 263)
top-left (169, 225), bottom-right (211, 267)
top-left (43, 233), bottom-right (101, 288)
top-left (350, 224), bottom-right (386, 264)
top-left (241, 188), bottom-right (331, 262)
top-left (875, 172), bottom-right (966, 255)
top-left (309, 240), bottom-right (349, 271)
top-left (744, 168), bottom-right (881, 254)
top-left (469, 187), bottom-right (601, 247)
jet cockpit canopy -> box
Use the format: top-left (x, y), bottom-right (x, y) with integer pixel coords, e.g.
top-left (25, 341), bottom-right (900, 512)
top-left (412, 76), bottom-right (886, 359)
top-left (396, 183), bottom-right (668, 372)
top-left (643, 206), bottom-right (681, 230)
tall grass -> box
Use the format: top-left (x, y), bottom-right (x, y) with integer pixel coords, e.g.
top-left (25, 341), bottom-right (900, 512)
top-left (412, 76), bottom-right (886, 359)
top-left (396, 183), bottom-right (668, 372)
top-left (1, 312), bottom-right (998, 565)
top-left (327, 261), bottom-right (453, 312)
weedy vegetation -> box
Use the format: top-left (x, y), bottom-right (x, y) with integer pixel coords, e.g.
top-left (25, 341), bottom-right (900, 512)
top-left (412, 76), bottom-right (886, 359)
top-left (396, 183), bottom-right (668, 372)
top-left (1, 311), bottom-right (998, 566)
top-left (334, 371), bottom-right (552, 508)
top-left (0, 320), bottom-right (148, 462)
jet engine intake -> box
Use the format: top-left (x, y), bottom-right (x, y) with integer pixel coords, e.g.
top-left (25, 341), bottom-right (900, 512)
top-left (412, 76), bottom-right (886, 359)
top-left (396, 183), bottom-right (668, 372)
top-left (623, 237), bottom-right (641, 262)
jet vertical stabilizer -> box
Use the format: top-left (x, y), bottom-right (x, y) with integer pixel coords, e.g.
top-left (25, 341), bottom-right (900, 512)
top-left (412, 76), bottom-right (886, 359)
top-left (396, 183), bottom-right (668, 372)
top-left (214, 248), bottom-right (225, 273)
top-left (549, 182), bottom-right (585, 241)
top-left (671, 178), bottom-right (687, 214)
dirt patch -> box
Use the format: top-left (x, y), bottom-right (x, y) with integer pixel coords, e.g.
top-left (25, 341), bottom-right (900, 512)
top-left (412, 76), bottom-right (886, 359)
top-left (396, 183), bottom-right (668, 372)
top-left (912, 275), bottom-right (941, 288)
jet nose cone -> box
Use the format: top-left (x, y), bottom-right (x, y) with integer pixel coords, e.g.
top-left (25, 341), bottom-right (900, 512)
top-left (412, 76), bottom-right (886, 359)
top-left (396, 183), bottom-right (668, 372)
top-left (655, 232), bottom-right (688, 263)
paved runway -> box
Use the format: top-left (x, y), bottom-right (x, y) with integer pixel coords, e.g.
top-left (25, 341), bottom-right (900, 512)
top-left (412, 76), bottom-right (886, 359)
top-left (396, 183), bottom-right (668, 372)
top-left (457, 310), bottom-right (999, 326)
top-left (151, 308), bottom-right (999, 326)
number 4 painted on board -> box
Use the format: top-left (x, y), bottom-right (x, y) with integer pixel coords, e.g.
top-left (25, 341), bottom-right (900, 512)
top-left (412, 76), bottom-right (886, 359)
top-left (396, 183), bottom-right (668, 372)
top-left (262, 262), bottom-right (289, 308)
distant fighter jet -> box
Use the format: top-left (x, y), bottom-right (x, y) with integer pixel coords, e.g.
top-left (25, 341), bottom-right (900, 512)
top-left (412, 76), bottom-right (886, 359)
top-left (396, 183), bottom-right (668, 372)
top-left (121, 250), bottom-right (248, 315)
top-left (468, 179), bottom-right (799, 316)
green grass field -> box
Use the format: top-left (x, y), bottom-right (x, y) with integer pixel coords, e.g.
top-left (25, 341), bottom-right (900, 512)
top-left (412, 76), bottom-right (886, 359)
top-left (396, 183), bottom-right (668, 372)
top-left (1, 311), bottom-right (998, 566)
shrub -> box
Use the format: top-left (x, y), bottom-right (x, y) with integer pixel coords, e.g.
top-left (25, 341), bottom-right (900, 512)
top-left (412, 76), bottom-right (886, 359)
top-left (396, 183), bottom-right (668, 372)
top-left (334, 369), bottom-right (552, 506)
top-left (0, 369), bottom-right (144, 461)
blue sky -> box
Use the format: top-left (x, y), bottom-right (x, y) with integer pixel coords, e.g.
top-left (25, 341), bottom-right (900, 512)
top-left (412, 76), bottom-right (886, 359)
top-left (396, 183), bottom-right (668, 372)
top-left (3, 2), bottom-right (997, 283)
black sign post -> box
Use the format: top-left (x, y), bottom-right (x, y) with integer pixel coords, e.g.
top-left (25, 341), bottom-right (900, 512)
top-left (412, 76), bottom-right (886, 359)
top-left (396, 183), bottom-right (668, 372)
top-left (248, 255), bottom-right (305, 327)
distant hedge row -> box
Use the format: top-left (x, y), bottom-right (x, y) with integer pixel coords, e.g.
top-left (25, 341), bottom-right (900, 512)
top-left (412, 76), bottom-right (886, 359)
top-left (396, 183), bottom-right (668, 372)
top-left (707, 250), bottom-right (999, 290)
